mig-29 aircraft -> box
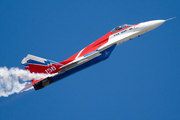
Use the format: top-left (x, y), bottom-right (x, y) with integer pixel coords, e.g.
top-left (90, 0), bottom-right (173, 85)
top-left (20, 18), bottom-right (172, 92)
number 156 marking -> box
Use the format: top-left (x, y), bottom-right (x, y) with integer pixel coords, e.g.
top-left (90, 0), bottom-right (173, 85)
top-left (45, 66), bottom-right (56, 73)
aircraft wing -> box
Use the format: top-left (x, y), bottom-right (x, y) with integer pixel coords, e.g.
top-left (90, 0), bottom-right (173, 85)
top-left (58, 50), bottom-right (101, 74)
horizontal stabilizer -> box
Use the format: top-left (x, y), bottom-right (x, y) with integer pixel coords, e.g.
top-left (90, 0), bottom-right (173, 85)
top-left (19, 84), bottom-right (34, 93)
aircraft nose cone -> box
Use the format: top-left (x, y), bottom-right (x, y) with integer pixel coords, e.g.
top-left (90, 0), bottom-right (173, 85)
top-left (145, 20), bottom-right (165, 31)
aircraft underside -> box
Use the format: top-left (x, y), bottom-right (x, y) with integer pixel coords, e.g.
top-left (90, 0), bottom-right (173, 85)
top-left (33, 44), bottom-right (116, 90)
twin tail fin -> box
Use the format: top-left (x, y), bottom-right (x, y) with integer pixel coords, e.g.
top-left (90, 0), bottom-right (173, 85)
top-left (21, 54), bottom-right (63, 74)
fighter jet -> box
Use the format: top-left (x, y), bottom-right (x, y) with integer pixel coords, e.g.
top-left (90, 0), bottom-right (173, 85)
top-left (20, 18), bottom-right (172, 92)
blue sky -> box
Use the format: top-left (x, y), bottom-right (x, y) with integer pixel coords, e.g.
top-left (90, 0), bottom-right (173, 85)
top-left (0, 0), bottom-right (180, 120)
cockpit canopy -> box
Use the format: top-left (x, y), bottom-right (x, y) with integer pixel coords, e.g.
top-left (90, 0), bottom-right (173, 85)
top-left (111, 24), bottom-right (133, 33)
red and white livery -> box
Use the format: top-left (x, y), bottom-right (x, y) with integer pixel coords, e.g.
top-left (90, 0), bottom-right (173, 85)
top-left (20, 19), bottom-right (169, 92)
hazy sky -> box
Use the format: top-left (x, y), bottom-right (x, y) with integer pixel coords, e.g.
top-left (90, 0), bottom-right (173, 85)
top-left (0, 0), bottom-right (180, 120)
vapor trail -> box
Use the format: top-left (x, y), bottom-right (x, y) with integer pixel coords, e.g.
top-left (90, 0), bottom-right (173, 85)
top-left (0, 67), bottom-right (47, 97)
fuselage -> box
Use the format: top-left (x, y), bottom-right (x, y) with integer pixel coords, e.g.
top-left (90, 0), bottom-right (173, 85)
top-left (51, 20), bottom-right (165, 82)
top-left (21, 19), bottom-right (166, 91)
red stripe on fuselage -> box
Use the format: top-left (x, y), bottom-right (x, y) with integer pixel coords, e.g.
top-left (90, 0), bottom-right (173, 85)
top-left (78, 32), bottom-right (112, 58)
top-left (62, 24), bottom-right (139, 65)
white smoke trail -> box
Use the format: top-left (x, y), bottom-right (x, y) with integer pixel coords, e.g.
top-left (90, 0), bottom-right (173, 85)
top-left (0, 67), bottom-right (48, 97)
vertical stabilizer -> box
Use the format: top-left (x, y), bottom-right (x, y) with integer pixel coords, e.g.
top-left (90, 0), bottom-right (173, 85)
top-left (21, 54), bottom-right (63, 74)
